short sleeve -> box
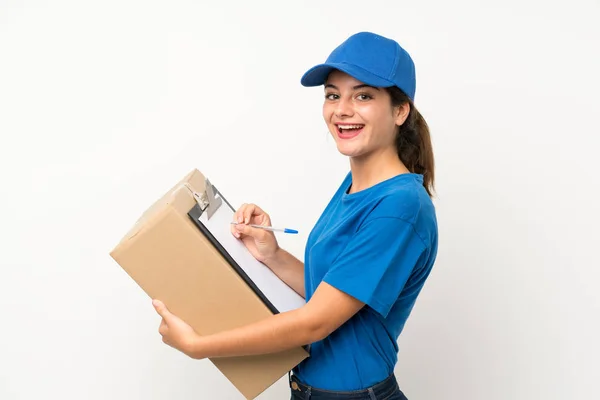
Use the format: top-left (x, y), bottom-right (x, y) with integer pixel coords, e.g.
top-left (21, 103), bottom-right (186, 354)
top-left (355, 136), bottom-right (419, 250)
top-left (322, 217), bottom-right (426, 318)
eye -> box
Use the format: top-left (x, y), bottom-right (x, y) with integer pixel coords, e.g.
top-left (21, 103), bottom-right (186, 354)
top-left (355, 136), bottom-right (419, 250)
top-left (325, 93), bottom-right (339, 100)
top-left (356, 93), bottom-right (373, 101)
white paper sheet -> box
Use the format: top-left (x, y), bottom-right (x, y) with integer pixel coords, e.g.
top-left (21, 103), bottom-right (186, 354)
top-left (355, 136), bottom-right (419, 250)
top-left (198, 196), bottom-right (306, 313)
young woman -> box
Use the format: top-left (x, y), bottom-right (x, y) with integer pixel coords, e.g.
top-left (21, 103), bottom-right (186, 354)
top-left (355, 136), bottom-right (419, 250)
top-left (152, 31), bottom-right (438, 400)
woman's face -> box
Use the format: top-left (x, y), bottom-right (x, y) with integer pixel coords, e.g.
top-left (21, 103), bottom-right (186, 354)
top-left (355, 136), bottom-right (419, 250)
top-left (322, 70), bottom-right (408, 160)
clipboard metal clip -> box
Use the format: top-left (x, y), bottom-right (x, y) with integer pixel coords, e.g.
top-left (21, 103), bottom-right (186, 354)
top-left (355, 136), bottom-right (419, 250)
top-left (183, 178), bottom-right (223, 220)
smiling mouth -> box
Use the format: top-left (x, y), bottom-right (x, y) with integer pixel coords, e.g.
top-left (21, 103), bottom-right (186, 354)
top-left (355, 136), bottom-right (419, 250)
top-left (336, 124), bottom-right (365, 138)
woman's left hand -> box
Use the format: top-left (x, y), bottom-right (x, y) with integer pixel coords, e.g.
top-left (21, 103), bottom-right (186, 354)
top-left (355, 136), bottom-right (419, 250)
top-left (152, 299), bottom-right (204, 359)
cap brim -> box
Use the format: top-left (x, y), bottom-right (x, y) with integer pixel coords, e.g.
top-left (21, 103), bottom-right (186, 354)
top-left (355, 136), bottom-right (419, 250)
top-left (300, 63), bottom-right (395, 88)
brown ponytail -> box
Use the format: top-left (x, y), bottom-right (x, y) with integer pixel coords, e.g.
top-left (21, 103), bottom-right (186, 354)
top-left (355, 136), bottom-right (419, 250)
top-left (385, 87), bottom-right (435, 197)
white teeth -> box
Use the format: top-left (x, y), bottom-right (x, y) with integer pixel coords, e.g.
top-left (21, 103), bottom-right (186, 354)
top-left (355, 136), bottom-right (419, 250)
top-left (338, 125), bottom-right (363, 129)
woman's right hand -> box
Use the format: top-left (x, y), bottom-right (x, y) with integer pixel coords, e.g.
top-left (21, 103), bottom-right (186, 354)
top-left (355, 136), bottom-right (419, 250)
top-left (231, 203), bottom-right (280, 264)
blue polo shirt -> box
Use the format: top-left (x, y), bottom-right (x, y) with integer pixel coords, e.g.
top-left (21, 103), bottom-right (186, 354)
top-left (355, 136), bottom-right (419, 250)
top-left (293, 171), bottom-right (438, 390)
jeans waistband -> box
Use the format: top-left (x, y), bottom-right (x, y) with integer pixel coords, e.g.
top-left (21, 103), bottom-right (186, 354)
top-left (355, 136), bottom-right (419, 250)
top-left (289, 373), bottom-right (400, 400)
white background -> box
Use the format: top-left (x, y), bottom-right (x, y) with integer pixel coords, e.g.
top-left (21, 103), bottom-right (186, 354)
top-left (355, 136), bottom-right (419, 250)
top-left (1, 1), bottom-right (599, 399)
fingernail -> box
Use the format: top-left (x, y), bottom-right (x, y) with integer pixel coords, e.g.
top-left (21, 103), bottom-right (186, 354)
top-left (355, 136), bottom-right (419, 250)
top-left (238, 216), bottom-right (243, 223)
top-left (245, 217), bottom-right (249, 224)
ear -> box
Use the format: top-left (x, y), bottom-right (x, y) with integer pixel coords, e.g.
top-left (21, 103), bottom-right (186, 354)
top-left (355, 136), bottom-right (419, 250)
top-left (394, 102), bottom-right (410, 126)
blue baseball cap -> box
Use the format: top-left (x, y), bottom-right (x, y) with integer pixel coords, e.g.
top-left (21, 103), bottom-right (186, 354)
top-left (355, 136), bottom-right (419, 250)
top-left (300, 32), bottom-right (417, 100)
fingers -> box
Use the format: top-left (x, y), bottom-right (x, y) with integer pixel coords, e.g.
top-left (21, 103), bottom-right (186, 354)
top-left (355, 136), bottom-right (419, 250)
top-left (159, 318), bottom-right (168, 336)
top-left (234, 203), bottom-right (269, 225)
top-left (231, 224), bottom-right (242, 239)
top-left (159, 319), bottom-right (172, 346)
top-left (233, 223), bottom-right (269, 241)
top-left (233, 203), bottom-right (247, 224)
top-left (232, 203), bottom-right (270, 239)
top-left (243, 204), bottom-right (267, 224)
top-left (155, 300), bottom-right (170, 342)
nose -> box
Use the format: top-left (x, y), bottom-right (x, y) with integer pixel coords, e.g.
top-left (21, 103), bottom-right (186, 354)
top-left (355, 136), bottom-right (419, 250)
top-left (334, 97), bottom-right (354, 118)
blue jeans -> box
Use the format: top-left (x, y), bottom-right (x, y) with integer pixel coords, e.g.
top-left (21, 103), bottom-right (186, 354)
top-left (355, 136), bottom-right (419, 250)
top-left (289, 373), bottom-right (408, 400)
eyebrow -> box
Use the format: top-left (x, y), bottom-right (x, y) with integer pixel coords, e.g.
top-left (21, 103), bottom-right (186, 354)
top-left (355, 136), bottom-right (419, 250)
top-left (324, 83), bottom-right (380, 91)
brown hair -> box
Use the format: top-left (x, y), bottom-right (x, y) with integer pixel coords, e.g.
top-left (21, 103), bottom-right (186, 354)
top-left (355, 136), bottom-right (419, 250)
top-left (385, 87), bottom-right (435, 197)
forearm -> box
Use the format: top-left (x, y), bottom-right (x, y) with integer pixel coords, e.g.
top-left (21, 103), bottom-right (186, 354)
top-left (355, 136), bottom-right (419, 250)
top-left (263, 248), bottom-right (305, 298)
top-left (190, 308), bottom-right (320, 359)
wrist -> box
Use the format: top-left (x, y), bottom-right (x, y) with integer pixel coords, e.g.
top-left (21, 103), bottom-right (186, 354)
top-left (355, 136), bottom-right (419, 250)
top-left (262, 245), bottom-right (283, 267)
top-left (189, 335), bottom-right (208, 360)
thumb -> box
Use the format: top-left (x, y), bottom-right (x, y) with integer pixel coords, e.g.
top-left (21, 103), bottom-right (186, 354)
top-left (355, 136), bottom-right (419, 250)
top-left (152, 299), bottom-right (171, 320)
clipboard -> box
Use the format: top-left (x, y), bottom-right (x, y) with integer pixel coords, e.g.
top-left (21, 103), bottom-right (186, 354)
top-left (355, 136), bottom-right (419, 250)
top-left (109, 168), bottom-right (309, 400)
top-left (184, 179), bottom-right (306, 315)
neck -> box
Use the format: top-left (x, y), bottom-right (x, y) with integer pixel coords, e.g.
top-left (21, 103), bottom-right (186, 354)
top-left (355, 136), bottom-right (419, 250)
top-left (348, 147), bottom-right (410, 194)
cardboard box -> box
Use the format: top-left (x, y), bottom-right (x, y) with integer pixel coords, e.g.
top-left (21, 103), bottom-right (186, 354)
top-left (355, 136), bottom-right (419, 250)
top-left (109, 169), bottom-right (309, 399)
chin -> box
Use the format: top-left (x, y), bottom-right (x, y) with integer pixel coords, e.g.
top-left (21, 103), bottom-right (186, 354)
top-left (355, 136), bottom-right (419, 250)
top-left (336, 144), bottom-right (364, 158)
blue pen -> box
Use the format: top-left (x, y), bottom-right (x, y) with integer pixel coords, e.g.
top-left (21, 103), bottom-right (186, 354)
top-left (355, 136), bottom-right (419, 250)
top-left (230, 222), bottom-right (298, 234)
